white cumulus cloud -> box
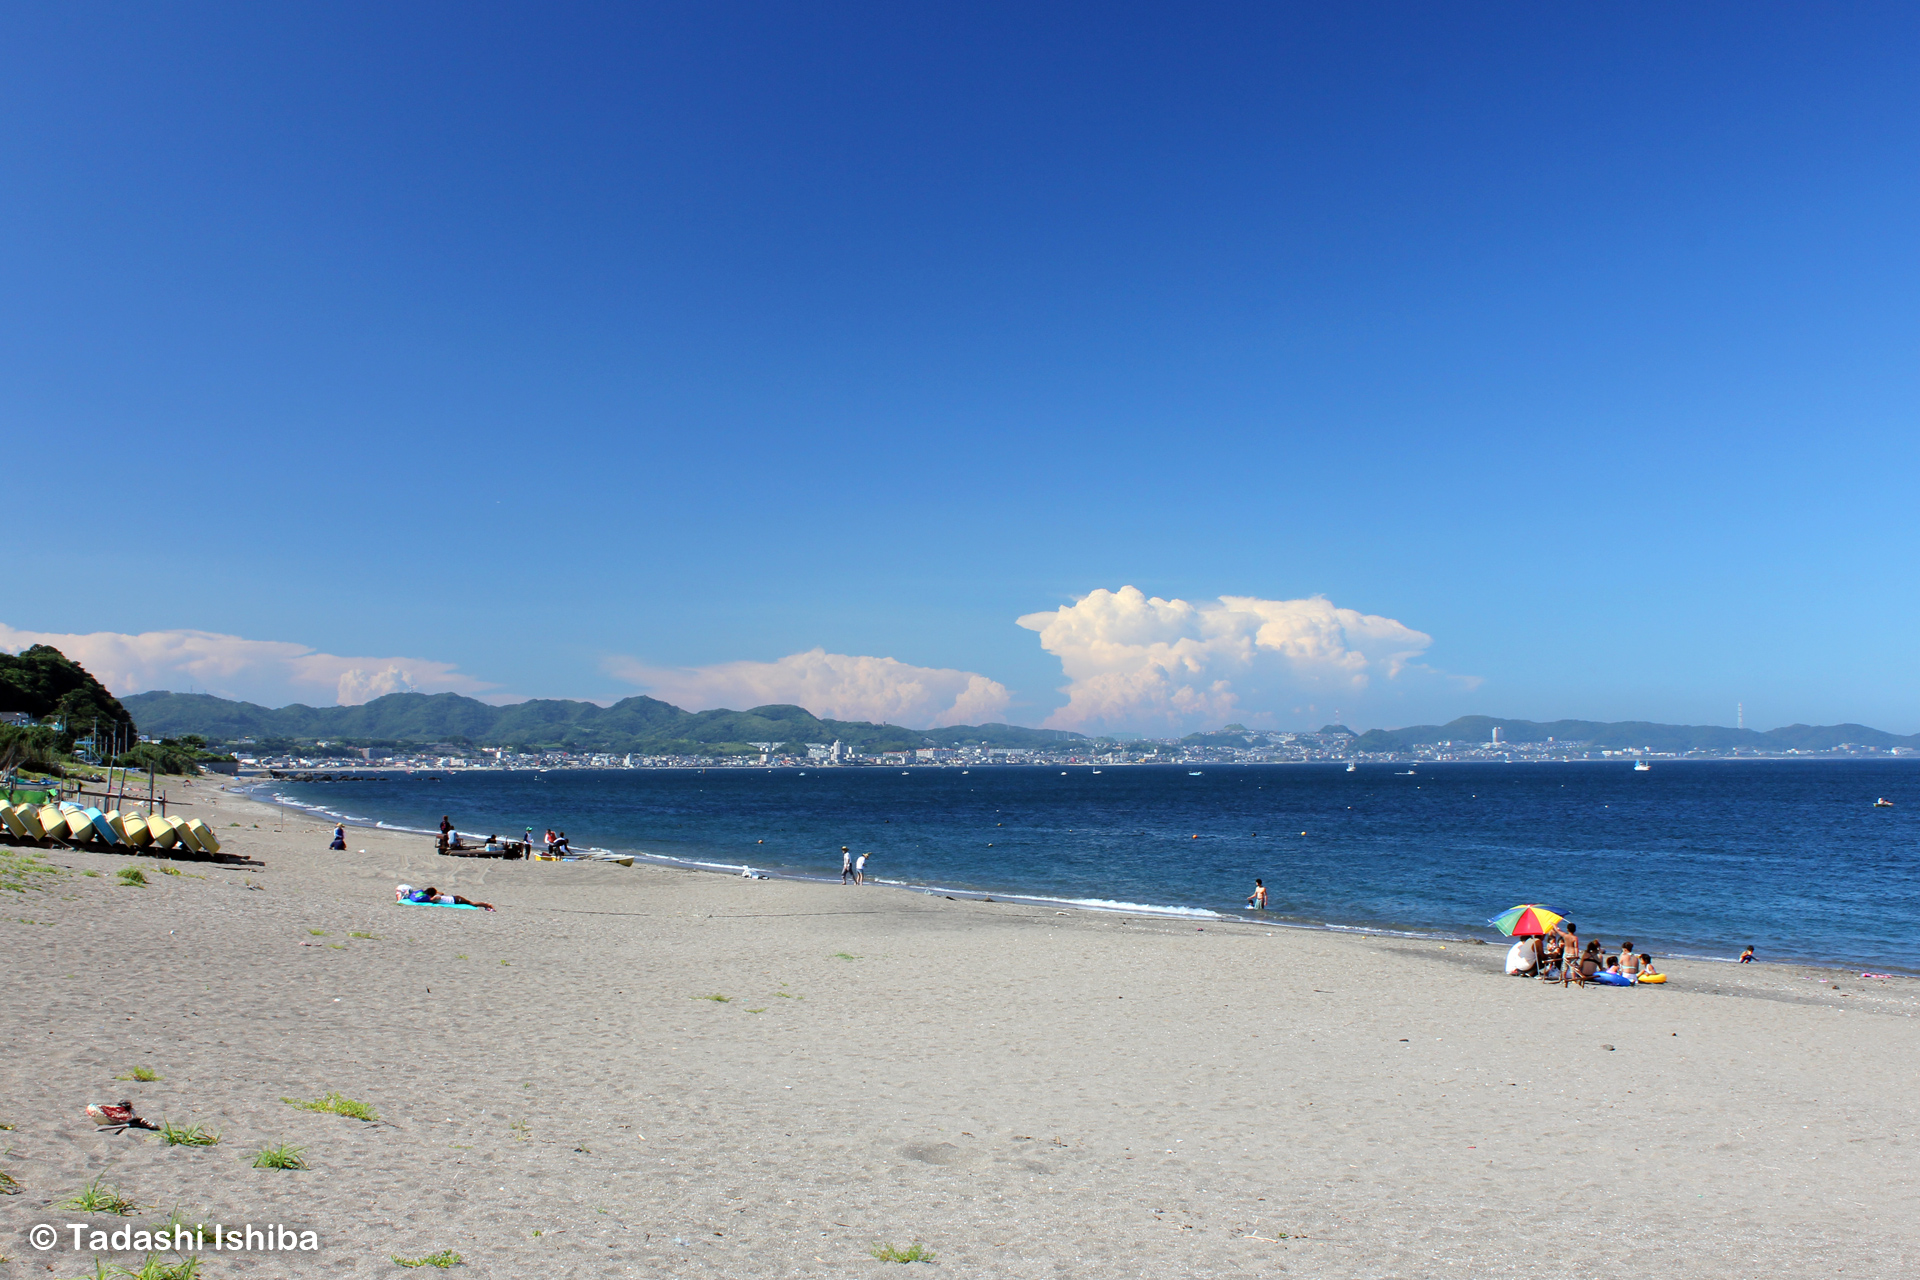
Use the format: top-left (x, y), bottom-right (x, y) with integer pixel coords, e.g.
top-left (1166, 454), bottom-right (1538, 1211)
top-left (1017, 586), bottom-right (1457, 731)
top-left (607, 647), bottom-right (1012, 728)
top-left (0, 624), bottom-right (499, 707)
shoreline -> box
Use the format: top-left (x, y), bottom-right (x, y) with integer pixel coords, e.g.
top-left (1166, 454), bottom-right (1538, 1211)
top-left (244, 777), bottom-right (1913, 978)
top-left (247, 782), bottom-right (1912, 982)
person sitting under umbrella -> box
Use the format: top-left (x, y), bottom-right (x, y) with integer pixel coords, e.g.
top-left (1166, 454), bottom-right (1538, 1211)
top-left (1505, 934), bottom-right (1541, 976)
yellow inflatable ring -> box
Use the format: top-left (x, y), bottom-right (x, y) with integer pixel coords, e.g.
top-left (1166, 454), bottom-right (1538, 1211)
top-left (1637, 973), bottom-right (1667, 984)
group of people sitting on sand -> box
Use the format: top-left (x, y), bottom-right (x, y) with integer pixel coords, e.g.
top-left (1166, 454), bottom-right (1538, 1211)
top-left (1506, 921), bottom-right (1662, 985)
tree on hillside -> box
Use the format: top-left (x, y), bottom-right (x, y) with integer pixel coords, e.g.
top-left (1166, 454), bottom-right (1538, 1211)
top-left (0, 644), bottom-right (136, 746)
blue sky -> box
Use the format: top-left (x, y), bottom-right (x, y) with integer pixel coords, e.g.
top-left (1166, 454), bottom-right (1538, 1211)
top-left (4, 3), bottom-right (1918, 732)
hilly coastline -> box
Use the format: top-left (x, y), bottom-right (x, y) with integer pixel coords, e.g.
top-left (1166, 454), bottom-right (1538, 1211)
top-left (121, 689), bottom-right (1085, 757)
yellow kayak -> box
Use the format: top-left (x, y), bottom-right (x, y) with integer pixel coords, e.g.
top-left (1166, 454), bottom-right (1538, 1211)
top-left (121, 815), bottom-right (153, 846)
top-left (183, 818), bottom-right (221, 853)
top-left (37, 806), bottom-right (65, 839)
top-left (172, 820), bottom-right (205, 853)
top-left (0, 805), bottom-right (27, 839)
top-left (64, 808), bottom-right (96, 841)
top-left (145, 816), bottom-right (181, 849)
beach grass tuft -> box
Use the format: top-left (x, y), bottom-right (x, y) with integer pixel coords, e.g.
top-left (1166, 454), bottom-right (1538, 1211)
top-left (156, 866), bottom-right (180, 876)
top-left (348, 931), bottom-right (378, 939)
top-left (251, 1143), bottom-right (307, 1170)
top-left (869, 1241), bottom-right (936, 1262)
top-left (62, 1177), bottom-right (141, 1215)
top-left (157, 1120), bottom-right (220, 1148)
top-left (117, 1066), bottom-right (162, 1082)
top-left (308, 929), bottom-right (328, 936)
top-left (391, 1249), bottom-right (463, 1268)
top-left (831, 952), bottom-right (861, 960)
top-left (282, 1091), bottom-right (378, 1122)
top-left (698, 993), bottom-right (731, 1002)
top-left (0, 1168), bottom-right (20, 1194)
top-left (148, 1206), bottom-right (210, 1236)
top-left (0, 848), bottom-right (67, 893)
top-left (71, 1256), bottom-right (203, 1280)
top-left (117, 868), bottom-right (148, 887)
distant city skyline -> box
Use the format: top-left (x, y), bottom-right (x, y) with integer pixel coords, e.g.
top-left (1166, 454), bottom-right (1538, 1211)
top-left (4, 5), bottom-right (1917, 731)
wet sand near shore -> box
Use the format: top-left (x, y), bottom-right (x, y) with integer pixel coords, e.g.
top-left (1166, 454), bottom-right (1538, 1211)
top-left (2, 778), bottom-right (1916, 1278)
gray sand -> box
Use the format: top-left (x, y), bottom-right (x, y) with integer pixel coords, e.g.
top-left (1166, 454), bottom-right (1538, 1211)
top-left (2, 778), bottom-right (1916, 1277)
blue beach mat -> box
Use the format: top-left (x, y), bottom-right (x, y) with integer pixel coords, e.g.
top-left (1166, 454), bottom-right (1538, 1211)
top-left (397, 899), bottom-right (481, 910)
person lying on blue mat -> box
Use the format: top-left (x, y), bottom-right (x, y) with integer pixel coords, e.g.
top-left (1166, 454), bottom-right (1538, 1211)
top-left (395, 883), bottom-right (495, 911)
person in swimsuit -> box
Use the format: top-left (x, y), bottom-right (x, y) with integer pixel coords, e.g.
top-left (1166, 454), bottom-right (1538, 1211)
top-left (1739, 945), bottom-right (1755, 964)
top-left (1638, 953), bottom-right (1660, 979)
top-left (1619, 948), bottom-right (1643, 978)
top-left (1248, 879), bottom-right (1268, 910)
top-left (1578, 940), bottom-right (1603, 981)
top-left (398, 884), bottom-right (495, 911)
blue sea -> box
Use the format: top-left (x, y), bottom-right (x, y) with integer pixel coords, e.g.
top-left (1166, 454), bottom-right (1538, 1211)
top-left (259, 759), bottom-right (1920, 973)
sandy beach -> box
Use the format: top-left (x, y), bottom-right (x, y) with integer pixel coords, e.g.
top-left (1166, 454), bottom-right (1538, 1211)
top-left (3, 778), bottom-right (1917, 1278)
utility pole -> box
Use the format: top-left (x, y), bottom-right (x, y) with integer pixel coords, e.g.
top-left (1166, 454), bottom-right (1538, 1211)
top-left (1738, 702), bottom-right (1744, 730)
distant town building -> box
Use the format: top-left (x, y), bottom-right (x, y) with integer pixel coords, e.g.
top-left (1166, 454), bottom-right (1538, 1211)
top-left (1490, 727), bottom-right (1503, 744)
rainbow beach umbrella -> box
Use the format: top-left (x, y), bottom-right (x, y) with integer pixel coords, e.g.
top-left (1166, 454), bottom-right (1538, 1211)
top-left (1489, 904), bottom-right (1563, 937)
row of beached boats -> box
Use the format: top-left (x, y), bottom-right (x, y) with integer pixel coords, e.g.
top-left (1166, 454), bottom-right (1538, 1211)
top-left (0, 801), bottom-right (223, 854)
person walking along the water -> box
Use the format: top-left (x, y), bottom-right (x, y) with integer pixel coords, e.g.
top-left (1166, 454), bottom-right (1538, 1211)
top-left (841, 846), bottom-right (854, 884)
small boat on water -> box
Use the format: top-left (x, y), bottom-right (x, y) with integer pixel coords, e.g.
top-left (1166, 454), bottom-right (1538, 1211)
top-left (1188, 771), bottom-right (1203, 776)
top-left (1345, 761), bottom-right (1357, 772)
top-left (1634, 761), bottom-right (1651, 772)
top-left (1875, 797), bottom-right (1895, 808)
top-left (1394, 769), bottom-right (1416, 776)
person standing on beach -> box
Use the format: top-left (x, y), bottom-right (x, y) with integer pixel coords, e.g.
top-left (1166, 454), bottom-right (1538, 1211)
top-left (855, 851), bottom-right (869, 884)
top-left (841, 847), bottom-right (854, 884)
top-left (1248, 879), bottom-right (1268, 910)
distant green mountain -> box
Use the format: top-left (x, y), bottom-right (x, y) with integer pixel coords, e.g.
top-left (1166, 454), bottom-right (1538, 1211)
top-left (119, 690), bottom-right (1085, 756)
top-left (1351, 715), bottom-right (1920, 754)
